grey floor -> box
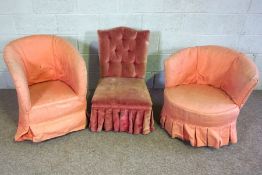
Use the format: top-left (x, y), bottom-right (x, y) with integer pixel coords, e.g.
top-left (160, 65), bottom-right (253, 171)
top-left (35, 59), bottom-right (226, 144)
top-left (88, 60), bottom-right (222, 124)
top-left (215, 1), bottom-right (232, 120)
top-left (0, 89), bottom-right (261, 175)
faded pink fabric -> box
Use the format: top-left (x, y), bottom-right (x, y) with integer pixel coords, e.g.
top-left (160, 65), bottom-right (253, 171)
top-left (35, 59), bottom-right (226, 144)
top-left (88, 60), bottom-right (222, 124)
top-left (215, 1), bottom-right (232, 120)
top-left (98, 27), bottom-right (149, 78)
top-left (90, 77), bottom-right (153, 134)
top-left (90, 27), bottom-right (154, 134)
top-left (4, 35), bottom-right (87, 142)
top-left (161, 45), bottom-right (258, 148)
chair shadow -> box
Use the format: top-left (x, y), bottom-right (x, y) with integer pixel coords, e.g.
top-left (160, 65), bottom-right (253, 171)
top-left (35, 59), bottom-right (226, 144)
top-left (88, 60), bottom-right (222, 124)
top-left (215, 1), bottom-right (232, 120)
top-left (149, 82), bottom-right (164, 125)
top-left (146, 30), bottom-right (164, 124)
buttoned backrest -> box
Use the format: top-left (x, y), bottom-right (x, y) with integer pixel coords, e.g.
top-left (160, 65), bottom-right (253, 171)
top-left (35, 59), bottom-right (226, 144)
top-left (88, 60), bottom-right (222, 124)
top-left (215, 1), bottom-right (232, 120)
top-left (98, 27), bottom-right (149, 78)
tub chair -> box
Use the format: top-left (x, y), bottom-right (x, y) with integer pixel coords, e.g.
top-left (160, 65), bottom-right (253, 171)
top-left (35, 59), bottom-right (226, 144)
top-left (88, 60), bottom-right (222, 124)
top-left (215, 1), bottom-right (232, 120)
top-left (161, 45), bottom-right (258, 148)
top-left (4, 35), bottom-right (87, 142)
top-left (90, 27), bottom-right (154, 134)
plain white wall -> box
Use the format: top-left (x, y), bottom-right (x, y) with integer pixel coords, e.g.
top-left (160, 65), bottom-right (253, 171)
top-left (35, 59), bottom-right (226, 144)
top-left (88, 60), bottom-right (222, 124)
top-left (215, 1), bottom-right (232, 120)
top-left (0, 0), bottom-right (261, 89)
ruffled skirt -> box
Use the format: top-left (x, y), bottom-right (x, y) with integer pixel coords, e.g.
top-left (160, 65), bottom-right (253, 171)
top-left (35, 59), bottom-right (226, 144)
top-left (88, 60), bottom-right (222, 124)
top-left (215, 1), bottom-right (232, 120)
top-left (90, 105), bottom-right (154, 134)
top-left (160, 108), bottom-right (237, 148)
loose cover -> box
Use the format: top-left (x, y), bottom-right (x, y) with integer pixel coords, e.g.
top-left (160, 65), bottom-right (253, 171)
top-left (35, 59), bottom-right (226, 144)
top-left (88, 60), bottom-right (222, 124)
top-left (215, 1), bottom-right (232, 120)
top-left (162, 45), bottom-right (258, 148)
top-left (4, 35), bottom-right (87, 142)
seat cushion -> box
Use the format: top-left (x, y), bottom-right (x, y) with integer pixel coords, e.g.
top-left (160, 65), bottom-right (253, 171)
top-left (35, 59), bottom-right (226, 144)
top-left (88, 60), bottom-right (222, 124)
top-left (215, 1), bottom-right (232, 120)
top-left (29, 80), bottom-right (84, 124)
top-left (30, 80), bottom-right (77, 107)
top-left (164, 84), bottom-right (239, 127)
top-left (92, 77), bottom-right (152, 107)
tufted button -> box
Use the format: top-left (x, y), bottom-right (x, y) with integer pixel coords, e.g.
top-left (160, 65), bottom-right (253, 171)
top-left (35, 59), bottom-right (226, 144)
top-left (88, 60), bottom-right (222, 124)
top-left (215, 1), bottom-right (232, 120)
top-left (119, 34), bottom-right (123, 39)
top-left (111, 47), bottom-right (116, 53)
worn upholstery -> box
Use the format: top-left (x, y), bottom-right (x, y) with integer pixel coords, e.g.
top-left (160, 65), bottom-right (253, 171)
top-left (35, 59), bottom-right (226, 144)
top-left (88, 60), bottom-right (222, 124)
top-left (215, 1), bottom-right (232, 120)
top-left (90, 27), bottom-right (154, 134)
top-left (4, 35), bottom-right (87, 142)
top-left (161, 45), bottom-right (258, 148)
top-left (98, 27), bottom-right (149, 78)
top-left (92, 77), bottom-right (152, 106)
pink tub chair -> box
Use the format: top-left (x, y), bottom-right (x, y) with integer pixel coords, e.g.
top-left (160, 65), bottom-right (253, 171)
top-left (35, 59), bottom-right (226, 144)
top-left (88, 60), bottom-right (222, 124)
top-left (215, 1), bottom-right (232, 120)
top-left (4, 35), bottom-right (87, 142)
top-left (90, 27), bottom-right (154, 134)
top-left (161, 45), bottom-right (258, 148)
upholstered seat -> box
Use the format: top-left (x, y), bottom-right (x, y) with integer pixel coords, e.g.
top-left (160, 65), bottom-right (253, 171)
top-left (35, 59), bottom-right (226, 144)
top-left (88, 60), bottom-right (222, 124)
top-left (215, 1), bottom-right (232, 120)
top-left (165, 85), bottom-right (239, 120)
top-left (92, 77), bottom-right (152, 106)
top-left (29, 80), bottom-right (84, 125)
top-left (90, 27), bottom-right (154, 134)
top-left (30, 80), bottom-right (77, 108)
top-left (4, 35), bottom-right (87, 142)
top-left (161, 45), bottom-right (258, 148)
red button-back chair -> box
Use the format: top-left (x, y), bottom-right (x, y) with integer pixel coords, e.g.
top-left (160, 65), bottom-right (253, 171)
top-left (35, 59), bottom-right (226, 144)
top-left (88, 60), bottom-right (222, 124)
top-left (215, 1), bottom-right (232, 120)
top-left (90, 27), bottom-right (154, 134)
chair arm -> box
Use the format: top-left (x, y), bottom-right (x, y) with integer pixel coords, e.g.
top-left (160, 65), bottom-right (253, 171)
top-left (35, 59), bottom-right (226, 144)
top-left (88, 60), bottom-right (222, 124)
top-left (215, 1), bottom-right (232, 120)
top-left (67, 52), bottom-right (88, 100)
top-left (221, 54), bottom-right (259, 108)
top-left (3, 45), bottom-right (31, 112)
top-left (164, 47), bottom-right (198, 88)
top-left (54, 37), bottom-right (87, 100)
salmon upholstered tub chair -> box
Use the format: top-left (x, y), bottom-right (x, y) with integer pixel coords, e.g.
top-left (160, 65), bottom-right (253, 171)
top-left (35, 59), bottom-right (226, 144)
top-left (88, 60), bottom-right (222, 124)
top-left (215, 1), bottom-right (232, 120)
top-left (4, 35), bottom-right (87, 142)
top-left (90, 27), bottom-right (154, 134)
top-left (160, 45), bottom-right (259, 148)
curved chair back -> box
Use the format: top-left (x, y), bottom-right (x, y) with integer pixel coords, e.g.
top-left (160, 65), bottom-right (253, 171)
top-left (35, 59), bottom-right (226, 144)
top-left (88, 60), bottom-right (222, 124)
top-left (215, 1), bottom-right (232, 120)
top-left (165, 45), bottom-right (259, 107)
top-left (4, 35), bottom-right (87, 96)
top-left (5, 35), bottom-right (57, 85)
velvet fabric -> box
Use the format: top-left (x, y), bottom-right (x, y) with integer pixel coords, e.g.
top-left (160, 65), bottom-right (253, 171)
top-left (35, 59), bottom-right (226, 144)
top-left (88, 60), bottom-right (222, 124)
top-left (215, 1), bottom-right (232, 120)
top-left (98, 27), bottom-right (149, 78)
top-left (4, 35), bottom-right (87, 142)
top-left (92, 77), bottom-right (152, 106)
top-left (90, 27), bottom-right (154, 134)
top-left (90, 77), bottom-right (154, 134)
top-left (162, 45), bottom-right (258, 148)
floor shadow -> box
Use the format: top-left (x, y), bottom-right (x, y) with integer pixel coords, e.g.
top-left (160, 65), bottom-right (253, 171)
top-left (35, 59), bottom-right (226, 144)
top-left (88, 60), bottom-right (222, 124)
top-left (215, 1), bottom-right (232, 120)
top-left (0, 89), bottom-right (18, 123)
